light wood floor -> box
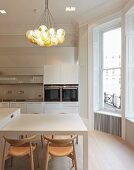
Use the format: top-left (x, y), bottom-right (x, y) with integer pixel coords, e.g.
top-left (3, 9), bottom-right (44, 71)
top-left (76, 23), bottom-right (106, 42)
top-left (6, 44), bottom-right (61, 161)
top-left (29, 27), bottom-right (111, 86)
top-left (5, 131), bottom-right (134, 170)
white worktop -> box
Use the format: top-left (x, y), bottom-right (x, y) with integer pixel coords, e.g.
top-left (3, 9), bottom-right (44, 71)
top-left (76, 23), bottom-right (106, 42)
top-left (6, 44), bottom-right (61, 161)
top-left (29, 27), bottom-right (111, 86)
top-left (1, 113), bottom-right (87, 134)
top-left (0, 108), bottom-right (20, 129)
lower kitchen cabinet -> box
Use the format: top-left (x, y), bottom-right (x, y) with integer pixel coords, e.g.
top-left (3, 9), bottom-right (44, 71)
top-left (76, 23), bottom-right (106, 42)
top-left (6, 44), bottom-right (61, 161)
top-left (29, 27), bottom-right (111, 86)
top-left (0, 102), bottom-right (10, 108)
top-left (44, 102), bottom-right (79, 114)
top-left (27, 102), bottom-right (44, 113)
top-left (0, 102), bottom-right (79, 114)
top-left (10, 102), bottom-right (27, 113)
top-left (62, 102), bottom-right (79, 114)
top-left (44, 102), bottom-right (62, 114)
top-left (0, 102), bottom-right (44, 114)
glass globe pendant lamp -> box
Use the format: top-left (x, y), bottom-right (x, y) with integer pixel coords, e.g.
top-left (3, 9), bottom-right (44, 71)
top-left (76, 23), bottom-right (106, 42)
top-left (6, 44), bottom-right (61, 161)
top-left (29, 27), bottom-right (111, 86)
top-left (26, 0), bottom-right (65, 47)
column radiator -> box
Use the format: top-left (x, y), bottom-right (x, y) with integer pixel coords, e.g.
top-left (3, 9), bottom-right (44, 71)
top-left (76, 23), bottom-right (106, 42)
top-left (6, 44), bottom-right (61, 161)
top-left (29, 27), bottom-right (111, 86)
top-left (94, 112), bottom-right (122, 137)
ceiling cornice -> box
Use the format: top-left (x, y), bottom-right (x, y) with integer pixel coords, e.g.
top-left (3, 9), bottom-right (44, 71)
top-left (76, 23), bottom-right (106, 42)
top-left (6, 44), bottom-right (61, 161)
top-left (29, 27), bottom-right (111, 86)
top-left (77, 0), bottom-right (131, 27)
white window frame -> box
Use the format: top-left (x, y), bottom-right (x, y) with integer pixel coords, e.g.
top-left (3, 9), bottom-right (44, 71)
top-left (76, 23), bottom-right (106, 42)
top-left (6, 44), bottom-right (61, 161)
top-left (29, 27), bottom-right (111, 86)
top-left (93, 18), bottom-right (122, 114)
top-left (125, 7), bottom-right (134, 119)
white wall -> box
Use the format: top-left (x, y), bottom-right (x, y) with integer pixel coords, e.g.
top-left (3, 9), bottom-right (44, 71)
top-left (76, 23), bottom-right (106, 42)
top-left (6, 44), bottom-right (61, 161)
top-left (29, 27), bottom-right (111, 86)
top-left (78, 25), bottom-right (88, 121)
top-left (0, 47), bottom-right (78, 69)
top-left (78, 24), bottom-right (94, 130)
top-left (125, 119), bottom-right (134, 148)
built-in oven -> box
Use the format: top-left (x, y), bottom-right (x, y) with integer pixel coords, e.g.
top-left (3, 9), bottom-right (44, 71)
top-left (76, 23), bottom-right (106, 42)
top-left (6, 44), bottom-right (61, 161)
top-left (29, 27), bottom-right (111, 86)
top-left (62, 85), bottom-right (78, 102)
top-left (44, 84), bottom-right (78, 102)
top-left (44, 85), bottom-right (61, 102)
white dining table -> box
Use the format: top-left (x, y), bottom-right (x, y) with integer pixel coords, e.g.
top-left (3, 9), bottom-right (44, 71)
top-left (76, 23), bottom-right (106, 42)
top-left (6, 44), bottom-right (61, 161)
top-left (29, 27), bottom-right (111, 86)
top-left (0, 112), bottom-right (88, 170)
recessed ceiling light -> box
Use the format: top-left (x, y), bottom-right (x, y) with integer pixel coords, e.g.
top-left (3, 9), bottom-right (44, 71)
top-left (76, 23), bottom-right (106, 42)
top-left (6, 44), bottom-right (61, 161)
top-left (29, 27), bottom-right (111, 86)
top-left (66, 7), bottom-right (76, 12)
top-left (0, 10), bottom-right (6, 14)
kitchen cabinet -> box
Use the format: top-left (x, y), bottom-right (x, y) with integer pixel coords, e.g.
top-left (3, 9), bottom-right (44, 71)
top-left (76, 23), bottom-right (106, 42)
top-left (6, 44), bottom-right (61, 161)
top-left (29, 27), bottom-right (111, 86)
top-left (10, 102), bottom-right (27, 113)
top-left (1, 102), bottom-right (44, 114)
top-left (44, 102), bottom-right (62, 114)
top-left (27, 102), bottom-right (44, 113)
top-left (62, 102), bottom-right (79, 114)
top-left (44, 102), bottom-right (79, 114)
top-left (44, 65), bottom-right (61, 84)
top-left (61, 64), bottom-right (79, 84)
top-left (44, 64), bottom-right (79, 84)
top-left (0, 101), bottom-right (79, 114)
top-left (0, 102), bottom-right (9, 108)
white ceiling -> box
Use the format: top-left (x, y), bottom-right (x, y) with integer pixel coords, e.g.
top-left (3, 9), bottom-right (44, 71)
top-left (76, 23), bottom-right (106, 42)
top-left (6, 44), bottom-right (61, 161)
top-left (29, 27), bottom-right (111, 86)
top-left (0, 0), bottom-right (130, 35)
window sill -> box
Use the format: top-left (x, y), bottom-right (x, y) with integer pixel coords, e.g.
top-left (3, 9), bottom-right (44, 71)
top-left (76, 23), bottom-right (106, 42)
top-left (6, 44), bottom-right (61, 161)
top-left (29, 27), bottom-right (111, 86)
top-left (95, 110), bottom-right (121, 117)
top-left (126, 118), bottom-right (134, 123)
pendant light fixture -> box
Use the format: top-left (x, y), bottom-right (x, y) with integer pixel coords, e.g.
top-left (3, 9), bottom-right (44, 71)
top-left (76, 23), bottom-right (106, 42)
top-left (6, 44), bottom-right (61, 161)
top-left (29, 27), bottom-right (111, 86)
top-left (26, 0), bottom-right (65, 47)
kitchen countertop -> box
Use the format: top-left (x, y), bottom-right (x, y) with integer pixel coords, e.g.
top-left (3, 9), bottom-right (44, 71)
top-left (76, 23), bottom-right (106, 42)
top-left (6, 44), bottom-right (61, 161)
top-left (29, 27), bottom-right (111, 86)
top-left (0, 108), bottom-right (20, 129)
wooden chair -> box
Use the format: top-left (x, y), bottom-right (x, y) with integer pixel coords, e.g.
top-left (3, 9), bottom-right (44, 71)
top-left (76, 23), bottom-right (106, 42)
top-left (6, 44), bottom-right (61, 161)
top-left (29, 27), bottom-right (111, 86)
top-left (44, 135), bottom-right (77, 170)
top-left (1, 135), bottom-right (39, 170)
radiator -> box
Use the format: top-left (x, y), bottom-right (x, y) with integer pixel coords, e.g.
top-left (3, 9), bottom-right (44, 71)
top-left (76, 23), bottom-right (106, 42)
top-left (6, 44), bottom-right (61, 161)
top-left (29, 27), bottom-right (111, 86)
top-left (94, 112), bottom-right (122, 137)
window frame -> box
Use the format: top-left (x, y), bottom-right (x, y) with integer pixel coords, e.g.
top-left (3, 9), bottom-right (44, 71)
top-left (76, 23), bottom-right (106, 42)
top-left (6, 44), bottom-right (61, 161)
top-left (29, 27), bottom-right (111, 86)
top-left (93, 18), bottom-right (122, 114)
top-left (101, 27), bottom-right (122, 112)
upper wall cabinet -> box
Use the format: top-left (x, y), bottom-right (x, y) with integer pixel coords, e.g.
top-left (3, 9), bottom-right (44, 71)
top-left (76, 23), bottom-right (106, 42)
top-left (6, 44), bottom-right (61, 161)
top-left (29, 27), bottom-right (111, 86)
top-left (44, 64), bottom-right (79, 84)
top-left (44, 65), bottom-right (61, 84)
top-left (60, 64), bottom-right (78, 84)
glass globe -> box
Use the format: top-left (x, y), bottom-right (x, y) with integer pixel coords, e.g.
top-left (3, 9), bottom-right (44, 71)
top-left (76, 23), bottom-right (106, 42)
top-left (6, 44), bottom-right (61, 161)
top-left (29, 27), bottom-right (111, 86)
top-left (58, 36), bottom-right (65, 44)
top-left (49, 28), bottom-right (55, 37)
top-left (38, 25), bottom-right (48, 32)
top-left (26, 30), bottom-right (34, 39)
top-left (34, 29), bottom-right (41, 38)
top-left (57, 29), bottom-right (65, 36)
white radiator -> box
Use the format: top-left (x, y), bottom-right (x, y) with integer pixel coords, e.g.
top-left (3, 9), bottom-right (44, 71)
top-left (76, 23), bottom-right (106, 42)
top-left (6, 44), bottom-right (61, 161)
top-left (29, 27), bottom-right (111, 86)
top-left (94, 112), bottom-right (122, 137)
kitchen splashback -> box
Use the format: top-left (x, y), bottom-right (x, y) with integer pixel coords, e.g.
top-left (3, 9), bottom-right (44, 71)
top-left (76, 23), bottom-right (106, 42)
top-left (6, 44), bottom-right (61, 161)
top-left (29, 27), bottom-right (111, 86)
top-left (0, 84), bottom-right (43, 101)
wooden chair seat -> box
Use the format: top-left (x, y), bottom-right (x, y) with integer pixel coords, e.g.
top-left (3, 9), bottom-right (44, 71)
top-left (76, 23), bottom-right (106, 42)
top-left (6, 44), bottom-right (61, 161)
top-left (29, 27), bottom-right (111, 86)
top-left (8, 144), bottom-right (36, 157)
top-left (48, 145), bottom-right (73, 157)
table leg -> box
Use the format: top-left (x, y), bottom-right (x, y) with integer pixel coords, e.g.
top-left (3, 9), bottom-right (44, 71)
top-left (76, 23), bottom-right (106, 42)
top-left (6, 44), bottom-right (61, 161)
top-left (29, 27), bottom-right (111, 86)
top-left (0, 132), bottom-right (4, 169)
top-left (83, 132), bottom-right (88, 170)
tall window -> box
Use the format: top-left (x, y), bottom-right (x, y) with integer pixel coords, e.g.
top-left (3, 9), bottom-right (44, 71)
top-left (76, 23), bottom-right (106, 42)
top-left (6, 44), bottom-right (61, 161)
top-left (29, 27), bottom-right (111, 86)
top-left (102, 28), bottom-right (121, 111)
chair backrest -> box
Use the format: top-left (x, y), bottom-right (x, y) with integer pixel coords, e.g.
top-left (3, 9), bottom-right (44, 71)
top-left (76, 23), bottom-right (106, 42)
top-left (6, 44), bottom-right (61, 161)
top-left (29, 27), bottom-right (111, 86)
top-left (3, 135), bottom-right (36, 146)
top-left (44, 135), bottom-right (77, 147)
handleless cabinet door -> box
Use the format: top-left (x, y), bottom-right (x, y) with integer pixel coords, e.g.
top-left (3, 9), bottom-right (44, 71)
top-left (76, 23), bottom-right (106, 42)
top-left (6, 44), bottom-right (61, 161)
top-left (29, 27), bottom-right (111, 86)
top-left (61, 64), bottom-right (79, 84)
top-left (10, 102), bottom-right (27, 113)
top-left (27, 102), bottom-right (44, 113)
top-left (44, 65), bottom-right (61, 84)
top-left (0, 102), bottom-right (9, 108)
top-left (44, 102), bottom-right (62, 114)
top-left (44, 64), bottom-right (79, 84)
top-left (62, 102), bottom-right (79, 114)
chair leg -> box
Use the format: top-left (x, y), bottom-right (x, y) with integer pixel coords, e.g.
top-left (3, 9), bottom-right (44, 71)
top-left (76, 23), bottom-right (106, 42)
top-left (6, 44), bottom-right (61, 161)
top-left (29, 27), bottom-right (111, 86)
top-left (30, 153), bottom-right (34, 170)
top-left (1, 140), bottom-right (6, 170)
top-left (41, 135), bottom-right (44, 148)
top-left (76, 136), bottom-right (78, 144)
top-left (30, 143), bottom-right (34, 170)
top-left (73, 141), bottom-right (77, 170)
top-left (44, 143), bottom-right (49, 170)
top-left (35, 144), bottom-right (39, 168)
top-left (11, 157), bottom-right (13, 168)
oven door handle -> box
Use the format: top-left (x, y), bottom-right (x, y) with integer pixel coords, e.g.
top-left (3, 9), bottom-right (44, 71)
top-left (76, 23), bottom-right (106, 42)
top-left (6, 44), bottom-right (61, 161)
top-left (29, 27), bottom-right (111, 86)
top-left (45, 87), bottom-right (60, 90)
top-left (62, 87), bottom-right (78, 90)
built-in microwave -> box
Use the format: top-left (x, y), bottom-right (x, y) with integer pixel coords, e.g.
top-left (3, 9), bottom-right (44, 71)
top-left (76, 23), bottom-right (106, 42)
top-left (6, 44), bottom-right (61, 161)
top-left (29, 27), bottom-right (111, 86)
top-left (44, 84), bottom-right (78, 102)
